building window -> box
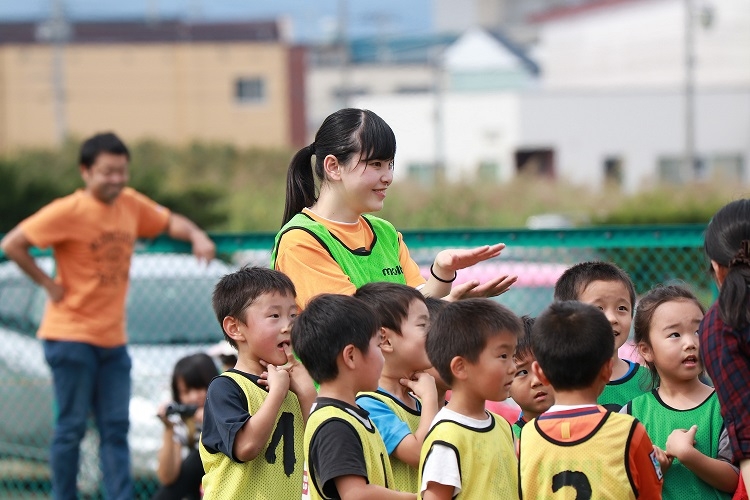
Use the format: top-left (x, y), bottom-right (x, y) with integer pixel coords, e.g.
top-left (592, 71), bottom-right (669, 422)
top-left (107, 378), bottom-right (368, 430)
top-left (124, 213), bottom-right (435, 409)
top-left (332, 86), bottom-right (369, 99)
top-left (515, 149), bottom-right (555, 178)
top-left (235, 77), bottom-right (265, 104)
top-left (395, 85), bottom-right (432, 94)
top-left (656, 154), bottom-right (743, 184)
top-left (712, 154), bottom-right (744, 181)
top-left (603, 156), bottom-right (623, 186)
top-left (477, 160), bottom-right (499, 182)
top-left (407, 162), bottom-right (439, 185)
top-left (657, 156), bottom-right (687, 184)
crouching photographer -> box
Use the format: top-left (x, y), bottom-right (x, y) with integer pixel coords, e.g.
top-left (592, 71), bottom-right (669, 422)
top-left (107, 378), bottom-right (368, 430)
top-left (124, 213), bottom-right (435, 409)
top-left (153, 353), bottom-right (219, 500)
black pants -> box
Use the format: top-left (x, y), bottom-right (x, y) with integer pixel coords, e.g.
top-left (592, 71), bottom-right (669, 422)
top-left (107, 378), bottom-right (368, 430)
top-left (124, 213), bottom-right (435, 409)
top-left (152, 448), bottom-right (203, 500)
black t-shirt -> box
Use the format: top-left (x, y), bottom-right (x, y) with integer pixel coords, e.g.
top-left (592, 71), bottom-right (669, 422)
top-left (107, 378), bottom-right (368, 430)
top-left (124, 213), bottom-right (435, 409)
top-left (200, 369), bottom-right (260, 462)
top-left (309, 397), bottom-right (371, 498)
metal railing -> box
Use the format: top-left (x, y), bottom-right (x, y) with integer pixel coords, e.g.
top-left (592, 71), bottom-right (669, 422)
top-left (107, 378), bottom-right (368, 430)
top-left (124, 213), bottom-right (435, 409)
top-left (0, 224), bottom-right (710, 497)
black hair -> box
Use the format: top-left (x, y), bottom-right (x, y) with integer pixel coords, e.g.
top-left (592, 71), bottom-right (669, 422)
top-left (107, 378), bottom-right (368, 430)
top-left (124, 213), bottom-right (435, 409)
top-left (426, 298), bottom-right (522, 385)
top-left (79, 132), bottom-right (130, 168)
top-left (354, 282), bottom-right (425, 335)
top-left (424, 297), bottom-right (448, 325)
top-left (281, 108), bottom-right (397, 226)
top-left (211, 266), bottom-right (296, 348)
top-left (704, 199), bottom-right (750, 328)
top-left (291, 293), bottom-right (379, 384)
top-left (171, 353), bottom-right (219, 403)
top-left (514, 315), bottom-right (536, 362)
top-left (531, 301), bottom-right (614, 391)
top-left (633, 284), bottom-right (705, 388)
top-left (553, 261), bottom-right (636, 316)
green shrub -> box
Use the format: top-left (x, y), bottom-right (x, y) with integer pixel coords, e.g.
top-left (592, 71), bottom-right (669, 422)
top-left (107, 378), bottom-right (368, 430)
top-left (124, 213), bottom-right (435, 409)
top-left (1, 141), bottom-right (745, 233)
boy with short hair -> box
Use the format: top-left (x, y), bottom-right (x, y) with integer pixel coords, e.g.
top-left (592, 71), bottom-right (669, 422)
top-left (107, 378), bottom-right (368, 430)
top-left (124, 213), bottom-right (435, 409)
top-left (518, 301), bottom-right (663, 499)
top-left (509, 315), bottom-right (554, 438)
top-left (293, 293), bottom-right (416, 500)
top-left (554, 261), bottom-right (649, 410)
top-left (199, 266), bottom-right (317, 499)
top-left (423, 297), bottom-right (450, 405)
top-left (354, 283), bottom-right (440, 493)
top-left (418, 298), bottom-right (521, 500)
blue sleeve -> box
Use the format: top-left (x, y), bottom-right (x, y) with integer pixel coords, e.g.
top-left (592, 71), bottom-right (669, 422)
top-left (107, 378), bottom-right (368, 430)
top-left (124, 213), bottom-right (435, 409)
top-left (200, 376), bottom-right (251, 462)
top-left (356, 397), bottom-right (412, 455)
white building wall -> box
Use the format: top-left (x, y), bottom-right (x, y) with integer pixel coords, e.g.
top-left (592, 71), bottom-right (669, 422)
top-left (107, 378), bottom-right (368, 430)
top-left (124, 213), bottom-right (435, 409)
top-left (537, 0), bottom-right (750, 89)
top-left (350, 87), bottom-right (750, 192)
top-left (352, 92), bottom-right (521, 183)
top-left (518, 89), bottom-right (750, 191)
top-left (306, 64), bottom-right (434, 141)
top-left (320, 0), bottom-right (750, 192)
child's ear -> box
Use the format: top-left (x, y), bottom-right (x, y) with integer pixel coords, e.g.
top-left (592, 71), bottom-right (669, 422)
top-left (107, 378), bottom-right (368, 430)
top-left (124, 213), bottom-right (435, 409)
top-left (600, 358), bottom-right (614, 383)
top-left (638, 342), bottom-right (655, 363)
top-left (380, 327), bottom-right (395, 354)
top-left (222, 316), bottom-right (245, 344)
top-left (341, 344), bottom-right (357, 370)
top-left (531, 361), bottom-right (552, 387)
top-left (449, 356), bottom-right (468, 381)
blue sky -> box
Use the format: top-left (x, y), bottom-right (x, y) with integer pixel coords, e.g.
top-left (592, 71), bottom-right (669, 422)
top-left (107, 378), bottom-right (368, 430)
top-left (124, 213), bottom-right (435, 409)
top-left (0, 0), bottom-right (434, 42)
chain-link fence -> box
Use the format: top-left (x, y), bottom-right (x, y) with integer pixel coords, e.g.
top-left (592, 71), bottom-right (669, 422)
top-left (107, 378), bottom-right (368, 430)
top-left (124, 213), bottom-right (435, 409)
top-left (0, 224), bottom-right (710, 498)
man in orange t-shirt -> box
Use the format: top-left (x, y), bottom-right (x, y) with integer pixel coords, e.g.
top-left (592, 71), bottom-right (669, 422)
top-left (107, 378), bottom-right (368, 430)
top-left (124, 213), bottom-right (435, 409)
top-left (0, 132), bottom-right (215, 500)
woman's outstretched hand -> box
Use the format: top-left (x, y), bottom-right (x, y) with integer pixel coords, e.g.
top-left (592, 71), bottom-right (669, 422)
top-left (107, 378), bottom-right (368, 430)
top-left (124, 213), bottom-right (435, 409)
top-left (431, 243), bottom-right (517, 299)
top-left (433, 243), bottom-right (506, 275)
top-left (446, 274), bottom-right (518, 300)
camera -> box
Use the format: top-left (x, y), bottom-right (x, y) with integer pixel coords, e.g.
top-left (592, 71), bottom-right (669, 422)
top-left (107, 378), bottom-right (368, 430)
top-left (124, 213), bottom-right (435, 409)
top-left (164, 402), bottom-right (198, 418)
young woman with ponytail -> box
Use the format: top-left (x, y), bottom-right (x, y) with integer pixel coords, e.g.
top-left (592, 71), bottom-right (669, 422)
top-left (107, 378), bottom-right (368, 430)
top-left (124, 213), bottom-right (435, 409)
top-left (271, 108), bottom-right (517, 309)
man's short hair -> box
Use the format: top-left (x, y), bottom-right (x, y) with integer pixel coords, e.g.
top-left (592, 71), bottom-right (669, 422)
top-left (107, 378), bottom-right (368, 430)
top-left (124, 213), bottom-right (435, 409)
top-left (292, 293), bottom-right (378, 384)
top-left (79, 132), bottom-right (130, 168)
top-left (211, 266), bottom-right (296, 348)
top-left (531, 301), bottom-right (614, 391)
top-left (553, 261), bottom-right (636, 314)
top-left (426, 298), bottom-right (522, 385)
top-left (354, 282), bottom-right (425, 335)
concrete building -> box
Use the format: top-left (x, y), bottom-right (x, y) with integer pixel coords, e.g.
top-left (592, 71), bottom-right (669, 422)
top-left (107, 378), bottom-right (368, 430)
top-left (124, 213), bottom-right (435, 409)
top-left (354, 0), bottom-right (750, 192)
top-left (306, 28), bottom-right (537, 141)
top-left (0, 19), bottom-right (306, 153)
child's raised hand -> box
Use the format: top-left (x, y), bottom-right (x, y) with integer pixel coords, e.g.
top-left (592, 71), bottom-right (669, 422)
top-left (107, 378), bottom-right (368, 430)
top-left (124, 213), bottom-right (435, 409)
top-left (262, 363), bottom-right (291, 394)
top-left (400, 371), bottom-right (438, 404)
top-left (666, 425), bottom-right (698, 461)
top-left (280, 345), bottom-right (316, 396)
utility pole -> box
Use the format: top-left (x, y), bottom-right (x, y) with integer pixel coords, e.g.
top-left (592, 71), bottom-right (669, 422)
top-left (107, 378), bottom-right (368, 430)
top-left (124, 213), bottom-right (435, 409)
top-left (684, 0), bottom-right (696, 180)
top-left (338, 0), bottom-right (350, 108)
top-left (432, 45), bottom-right (445, 181)
top-left (36, 0), bottom-right (71, 145)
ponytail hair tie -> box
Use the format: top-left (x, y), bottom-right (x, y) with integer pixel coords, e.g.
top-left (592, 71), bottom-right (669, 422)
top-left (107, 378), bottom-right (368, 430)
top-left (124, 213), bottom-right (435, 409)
top-left (307, 142), bottom-right (316, 154)
top-left (729, 240), bottom-right (750, 268)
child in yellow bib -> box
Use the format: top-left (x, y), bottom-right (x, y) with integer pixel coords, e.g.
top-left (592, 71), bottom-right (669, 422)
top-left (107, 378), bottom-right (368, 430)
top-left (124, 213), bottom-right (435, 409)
top-left (354, 283), bottom-right (440, 494)
top-left (418, 299), bottom-right (521, 499)
top-left (518, 301), bottom-right (663, 499)
top-left (199, 267), bottom-right (317, 500)
top-left (293, 293), bottom-right (416, 500)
